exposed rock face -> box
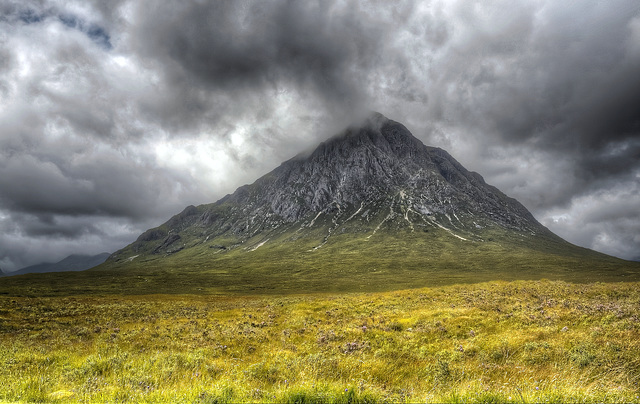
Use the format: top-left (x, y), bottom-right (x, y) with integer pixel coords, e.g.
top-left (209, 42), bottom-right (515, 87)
top-left (137, 228), bottom-right (167, 242)
top-left (152, 234), bottom-right (181, 254)
top-left (209, 113), bottom-right (542, 234)
top-left (112, 112), bottom-right (551, 258)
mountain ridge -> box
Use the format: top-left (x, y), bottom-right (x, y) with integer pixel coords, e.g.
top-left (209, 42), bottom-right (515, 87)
top-left (2, 253), bottom-right (111, 277)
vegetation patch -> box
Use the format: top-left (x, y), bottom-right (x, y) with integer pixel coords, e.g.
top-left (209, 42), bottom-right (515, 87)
top-left (0, 280), bottom-right (639, 402)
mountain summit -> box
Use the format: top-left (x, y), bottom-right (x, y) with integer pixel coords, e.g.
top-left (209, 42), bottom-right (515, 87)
top-left (105, 113), bottom-right (626, 289)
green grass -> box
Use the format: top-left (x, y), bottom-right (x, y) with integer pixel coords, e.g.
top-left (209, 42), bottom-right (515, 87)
top-left (1, 280), bottom-right (640, 402)
top-left (2, 223), bottom-right (638, 297)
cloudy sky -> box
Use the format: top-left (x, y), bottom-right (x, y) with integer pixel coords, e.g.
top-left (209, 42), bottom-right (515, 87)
top-left (1, 0), bottom-right (639, 272)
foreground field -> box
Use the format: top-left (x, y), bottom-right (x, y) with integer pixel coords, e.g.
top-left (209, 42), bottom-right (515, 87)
top-left (1, 280), bottom-right (639, 403)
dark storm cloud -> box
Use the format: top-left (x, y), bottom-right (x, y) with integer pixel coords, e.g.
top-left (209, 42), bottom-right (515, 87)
top-left (6, 211), bottom-right (102, 238)
top-left (125, 0), bottom-right (419, 135)
top-left (541, 182), bottom-right (640, 262)
top-left (0, 150), bottom-right (190, 218)
top-left (132, 1), bottom-right (378, 98)
top-left (1, 0), bottom-right (639, 270)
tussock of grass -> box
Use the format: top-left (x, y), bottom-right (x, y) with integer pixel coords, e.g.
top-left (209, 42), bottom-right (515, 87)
top-left (1, 280), bottom-right (639, 402)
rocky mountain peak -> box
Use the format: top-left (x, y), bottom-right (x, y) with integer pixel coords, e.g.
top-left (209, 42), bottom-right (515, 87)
top-left (111, 113), bottom-right (552, 261)
top-left (308, 112), bottom-right (424, 162)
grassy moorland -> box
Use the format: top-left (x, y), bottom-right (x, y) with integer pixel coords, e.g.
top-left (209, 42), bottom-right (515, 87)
top-left (3, 224), bottom-right (639, 298)
top-left (1, 280), bottom-right (640, 403)
top-left (2, 226), bottom-right (639, 402)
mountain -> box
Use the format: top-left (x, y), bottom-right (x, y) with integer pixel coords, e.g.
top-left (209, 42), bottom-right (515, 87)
top-left (3, 253), bottom-right (111, 277)
top-left (102, 113), bottom-right (636, 291)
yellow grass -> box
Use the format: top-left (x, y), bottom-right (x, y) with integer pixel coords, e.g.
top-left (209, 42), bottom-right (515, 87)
top-left (1, 280), bottom-right (639, 403)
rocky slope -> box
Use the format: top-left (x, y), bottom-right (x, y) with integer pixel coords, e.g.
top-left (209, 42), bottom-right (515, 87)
top-left (108, 112), bottom-right (568, 266)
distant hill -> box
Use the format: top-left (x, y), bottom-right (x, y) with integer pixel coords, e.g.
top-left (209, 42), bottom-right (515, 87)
top-left (2, 253), bottom-right (111, 277)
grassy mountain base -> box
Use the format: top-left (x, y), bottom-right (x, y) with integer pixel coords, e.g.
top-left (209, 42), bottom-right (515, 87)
top-left (1, 280), bottom-right (639, 403)
top-left (2, 224), bottom-right (638, 297)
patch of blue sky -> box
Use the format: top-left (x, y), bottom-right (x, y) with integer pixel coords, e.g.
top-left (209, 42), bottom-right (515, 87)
top-left (58, 13), bottom-right (112, 50)
top-left (14, 7), bottom-right (111, 50)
